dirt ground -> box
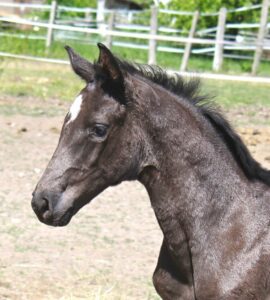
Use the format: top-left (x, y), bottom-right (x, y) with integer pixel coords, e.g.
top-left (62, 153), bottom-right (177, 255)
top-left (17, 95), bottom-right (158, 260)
top-left (0, 96), bottom-right (270, 300)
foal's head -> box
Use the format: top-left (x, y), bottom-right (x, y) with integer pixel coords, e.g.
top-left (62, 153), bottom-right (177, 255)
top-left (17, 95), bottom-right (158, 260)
top-left (32, 44), bottom-right (147, 226)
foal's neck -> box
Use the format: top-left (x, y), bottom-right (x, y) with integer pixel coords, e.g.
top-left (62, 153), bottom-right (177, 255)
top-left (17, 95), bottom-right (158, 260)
top-left (138, 83), bottom-right (251, 238)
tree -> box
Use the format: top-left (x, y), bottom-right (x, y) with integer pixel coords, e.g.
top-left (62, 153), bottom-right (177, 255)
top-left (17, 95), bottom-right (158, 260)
top-left (160, 0), bottom-right (261, 31)
top-left (46, 0), bottom-right (97, 7)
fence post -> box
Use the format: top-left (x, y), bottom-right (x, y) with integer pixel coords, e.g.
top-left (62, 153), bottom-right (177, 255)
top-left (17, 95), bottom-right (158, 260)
top-left (180, 10), bottom-right (199, 72)
top-left (213, 7), bottom-right (227, 72)
top-left (46, 0), bottom-right (57, 48)
top-left (97, 0), bottom-right (105, 29)
top-left (85, 8), bottom-right (91, 21)
top-left (252, 0), bottom-right (269, 75)
top-left (148, 6), bottom-right (158, 65)
top-left (106, 11), bottom-right (115, 49)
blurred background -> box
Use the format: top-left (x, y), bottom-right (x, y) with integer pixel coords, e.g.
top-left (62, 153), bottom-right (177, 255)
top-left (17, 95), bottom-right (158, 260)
top-left (0, 0), bottom-right (270, 299)
top-left (0, 0), bottom-right (270, 73)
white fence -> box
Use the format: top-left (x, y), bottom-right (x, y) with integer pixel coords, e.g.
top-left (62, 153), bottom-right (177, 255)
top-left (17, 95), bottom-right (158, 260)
top-left (0, 1), bottom-right (269, 75)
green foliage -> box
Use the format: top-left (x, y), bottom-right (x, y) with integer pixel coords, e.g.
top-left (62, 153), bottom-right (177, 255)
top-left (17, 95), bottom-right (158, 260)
top-left (44, 0), bottom-right (97, 19)
top-left (46, 0), bottom-right (96, 8)
top-left (160, 0), bottom-right (261, 31)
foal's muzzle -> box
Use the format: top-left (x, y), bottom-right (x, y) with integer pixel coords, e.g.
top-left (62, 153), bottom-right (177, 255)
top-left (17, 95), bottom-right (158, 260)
top-left (31, 190), bottom-right (74, 226)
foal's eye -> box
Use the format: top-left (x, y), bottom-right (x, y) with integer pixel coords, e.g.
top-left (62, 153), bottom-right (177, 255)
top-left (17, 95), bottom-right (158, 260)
top-left (92, 124), bottom-right (108, 138)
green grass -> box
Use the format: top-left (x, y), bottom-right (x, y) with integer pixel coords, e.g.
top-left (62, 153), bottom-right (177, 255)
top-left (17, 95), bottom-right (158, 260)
top-left (0, 58), bottom-right (269, 117)
top-left (0, 103), bottom-right (65, 116)
top-left (1, 34), bottom-right (270, 75)
top-left (0, 58), bottom-right (83, 100)
top-left (202, 80), bottom-right (270, 108)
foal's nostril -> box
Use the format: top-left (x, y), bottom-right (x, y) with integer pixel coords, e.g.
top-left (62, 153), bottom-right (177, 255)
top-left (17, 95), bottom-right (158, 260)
top-left (60, 183), bottom-right (68, 193)
top-left (31, 195), bottom-right (50, 215)
top-left (41, 197), bottom-right (50, 212)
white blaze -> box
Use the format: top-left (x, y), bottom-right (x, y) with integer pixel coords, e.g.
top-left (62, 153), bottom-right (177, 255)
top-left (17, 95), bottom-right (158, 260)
top-left (67, 94), bottom-right (83, 123)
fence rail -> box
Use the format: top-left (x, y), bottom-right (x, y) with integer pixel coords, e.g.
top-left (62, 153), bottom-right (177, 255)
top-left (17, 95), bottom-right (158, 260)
top-left (0, 1), bottom-right (269, 75)
top-left (0, 16), bottom-right (250, 46)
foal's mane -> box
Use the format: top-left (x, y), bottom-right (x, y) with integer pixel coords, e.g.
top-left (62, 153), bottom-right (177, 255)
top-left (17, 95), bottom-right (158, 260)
top-left (117, 59), bottom-right (270, 186)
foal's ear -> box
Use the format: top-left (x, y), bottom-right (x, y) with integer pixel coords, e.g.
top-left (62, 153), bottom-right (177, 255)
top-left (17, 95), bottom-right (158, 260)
top-left (97, 43), bottom-right (126, 105)
top-left (97, 43), bottom-right (123, 82)
top-left (65, 45), bottom-right (94, 83)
